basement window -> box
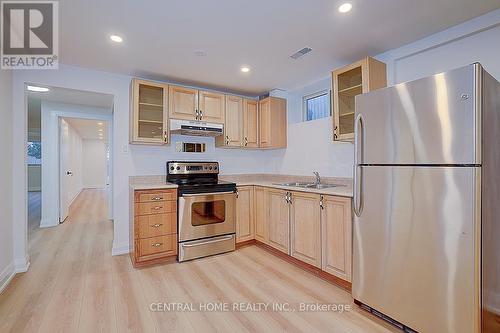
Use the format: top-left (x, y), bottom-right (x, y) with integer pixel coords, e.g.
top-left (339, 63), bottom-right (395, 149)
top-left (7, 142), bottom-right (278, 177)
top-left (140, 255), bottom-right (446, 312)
top-left (303, 90), bottom-right (331, 121)
top-left (27, 141), bottom-right (42, 165)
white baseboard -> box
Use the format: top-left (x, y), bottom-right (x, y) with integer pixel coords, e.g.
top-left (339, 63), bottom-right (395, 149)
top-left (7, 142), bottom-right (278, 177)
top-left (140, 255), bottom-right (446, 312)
top-left (0, 262), bottom-right (15, 294)
top-left (484, 290), bottom-right (500, 315)
top-left (14, 256), bottom-right (30, 273)
top-left (39, 217), bottom-right (58, 228)
top-left (112, 241), bottom-right (130, 256)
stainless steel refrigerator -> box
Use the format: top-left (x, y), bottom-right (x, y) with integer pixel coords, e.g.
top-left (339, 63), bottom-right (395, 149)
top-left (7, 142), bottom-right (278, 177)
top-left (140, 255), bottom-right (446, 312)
top-left (352, 63), bottom-right (500, 333)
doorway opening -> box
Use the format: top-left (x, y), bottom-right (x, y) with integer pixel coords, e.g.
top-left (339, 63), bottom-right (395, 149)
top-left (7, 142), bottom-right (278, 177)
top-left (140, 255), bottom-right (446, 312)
top-left (26, 85), bottom-right (114, 256)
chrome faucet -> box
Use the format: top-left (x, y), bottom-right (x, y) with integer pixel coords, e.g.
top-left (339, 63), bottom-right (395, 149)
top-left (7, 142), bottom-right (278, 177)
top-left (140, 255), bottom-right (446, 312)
top-left (313, 171), bottom-right (321, 185)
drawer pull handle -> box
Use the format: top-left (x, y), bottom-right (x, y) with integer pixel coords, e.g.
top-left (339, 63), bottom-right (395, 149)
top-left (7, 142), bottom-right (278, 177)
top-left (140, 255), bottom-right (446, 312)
top-left (152, 243), bottom-right (163, 247)
top-left (152, 206), bottom-right (163, 210)
top-left (152, 197), bottom-right (163, 201)
top-left (151, 223), bottom-right (163, 228)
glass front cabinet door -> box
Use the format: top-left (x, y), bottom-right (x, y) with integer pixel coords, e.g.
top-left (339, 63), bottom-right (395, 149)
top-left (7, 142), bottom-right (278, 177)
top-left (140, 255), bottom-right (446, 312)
top-left (130, 79), bottom-right (169, 144)
top-left (331, 57), bottom-right (387, 142)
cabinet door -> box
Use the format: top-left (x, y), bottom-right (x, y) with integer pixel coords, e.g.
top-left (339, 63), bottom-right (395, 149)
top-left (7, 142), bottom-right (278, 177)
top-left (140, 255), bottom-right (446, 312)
top-left (268, 189), bottom-right (290, 254)
top-left (131, 79), bottom-right (168, 144)
top-left (290, 192), bottom-right (321, 268)
top-left (254, 186), bottom-right (269, 243)
top-left (199, 90), bottom-right (225, 123)
top-left (321, 195), bottom-right (352, 282)
top-left (169, 85), bottom-right (198, 121)
top-left (236, 186), bottom-right (254, 243)
top-left (258, 98), bottom-right (270, 147)
top-left (243, 99), bottom-right (259, 148)
top-left (224, 95), bottom-right (243, 147)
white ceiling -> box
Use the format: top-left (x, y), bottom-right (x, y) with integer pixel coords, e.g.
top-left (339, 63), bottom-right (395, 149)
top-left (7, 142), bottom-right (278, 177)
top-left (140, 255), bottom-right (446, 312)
top-left (64, 117), bottom-right (109, 141)
top-left (59, 0), bottom-right (500, 95)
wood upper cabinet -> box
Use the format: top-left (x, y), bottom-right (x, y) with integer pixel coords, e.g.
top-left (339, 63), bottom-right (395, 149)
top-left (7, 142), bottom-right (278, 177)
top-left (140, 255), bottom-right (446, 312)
top-left (168, 86), bottom-right (225, 123)
top-left (243, 99), bottom-right (259, 148)
top-left (259, 97), bottom-right (287, 149)
top-left (321, 195), bottom-right (352, 282)
top-left (331, 56), bottom-right (386, 141)
top-left (216, 95), bottom-right (243, 147)
top-left (235, 186), bottom-right (254, 243)
top-left (198, 90), bottom-right (225, 123)
top-left (168, 85), bottom-right (198, 121)
top-left (254, 186), bottom-right (269, 244)
top-left (268, 188), bottom-right (290, 254)
top-left (290, 191), bottom-right (322, 268)
top-left (130, 79), bottom-right (169, 145)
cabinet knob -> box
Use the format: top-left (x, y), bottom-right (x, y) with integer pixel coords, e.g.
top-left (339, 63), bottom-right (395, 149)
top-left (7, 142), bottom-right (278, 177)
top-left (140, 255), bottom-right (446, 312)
top-left (151, 223), bottom-right (163, 228)
top-left (195, 109), bottom-right (199, 120)
top-left (151, 197), bottom-right (163, 201)
top-left (199, 110), bottom-right (203, 119)
top-left (152, 242), bottom-right (163, 247)
top-left (163, 131), bottom-right (168, 142)
top-left (244, 137), bottom-right (248, 146)
top-left (320, 195), bottom-right (324, 210)
top-left (152, 206), bottom-right (163, 210)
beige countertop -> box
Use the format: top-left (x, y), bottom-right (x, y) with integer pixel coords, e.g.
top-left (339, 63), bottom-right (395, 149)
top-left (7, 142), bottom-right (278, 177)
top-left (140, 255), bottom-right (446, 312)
top-left (129, 174), bottom-right (353, 198)
top-left (220, 174), bottom-right (353, 198)
top-left (129, 175), bottom-right (178, 190)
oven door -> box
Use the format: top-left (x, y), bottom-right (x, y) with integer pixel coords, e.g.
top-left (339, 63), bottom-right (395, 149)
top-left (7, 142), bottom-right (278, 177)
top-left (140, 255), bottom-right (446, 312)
top-left (178, 191), bottom-right (236, 242)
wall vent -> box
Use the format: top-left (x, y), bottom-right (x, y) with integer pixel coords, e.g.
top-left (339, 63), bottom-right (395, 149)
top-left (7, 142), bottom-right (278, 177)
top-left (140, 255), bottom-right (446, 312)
top-left (290, 47), bottom-right (312, 59)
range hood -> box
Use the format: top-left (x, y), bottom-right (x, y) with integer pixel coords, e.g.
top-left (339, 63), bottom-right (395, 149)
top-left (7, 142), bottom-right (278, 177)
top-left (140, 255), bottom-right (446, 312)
top-left (170, 119), bottom-right (223, 137)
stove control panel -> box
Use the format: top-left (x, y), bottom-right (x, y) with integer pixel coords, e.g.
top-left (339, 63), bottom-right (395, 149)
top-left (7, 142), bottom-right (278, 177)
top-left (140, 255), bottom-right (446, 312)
top-left (167, 161), bottom-right (219, 175)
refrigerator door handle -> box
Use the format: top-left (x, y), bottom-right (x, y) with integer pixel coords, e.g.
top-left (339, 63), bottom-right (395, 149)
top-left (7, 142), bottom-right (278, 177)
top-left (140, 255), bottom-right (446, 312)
top-left (353, 114), bottom-right (364, 217)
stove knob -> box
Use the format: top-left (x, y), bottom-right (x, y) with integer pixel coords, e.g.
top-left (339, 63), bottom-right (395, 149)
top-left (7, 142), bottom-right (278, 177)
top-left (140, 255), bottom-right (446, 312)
top-left (170, 166), bottom-right (174, 171)
top-left (214, 166), bottom-right (218, 170)
top-left (176, 166), bottom-right (180, 171)
top-left (209, 166), bottom-right (213, 170)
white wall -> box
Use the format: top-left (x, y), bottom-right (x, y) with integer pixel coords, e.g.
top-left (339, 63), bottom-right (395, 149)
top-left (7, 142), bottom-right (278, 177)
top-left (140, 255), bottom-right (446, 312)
top-left (282, 8), bottom-right (500, 179)
top-left (82, 139), bottom-right (107, 188)
top-left (0, 69), bottom-right (15, 291)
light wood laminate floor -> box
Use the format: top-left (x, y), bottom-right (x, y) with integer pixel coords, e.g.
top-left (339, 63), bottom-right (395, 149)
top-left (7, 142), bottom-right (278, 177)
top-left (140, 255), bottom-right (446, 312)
top-left (0, 189), bottom-right (399, 333)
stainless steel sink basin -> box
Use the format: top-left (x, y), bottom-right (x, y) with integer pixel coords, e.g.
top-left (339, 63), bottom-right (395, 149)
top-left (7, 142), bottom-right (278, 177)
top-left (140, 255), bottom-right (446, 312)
top-left (275, 182), bottom-right (345, 189)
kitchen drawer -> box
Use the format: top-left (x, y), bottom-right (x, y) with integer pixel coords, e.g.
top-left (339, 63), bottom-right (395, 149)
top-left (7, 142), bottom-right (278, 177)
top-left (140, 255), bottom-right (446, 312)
top-left (136, 213), bottom-right (176, 239)
top-left (135, 190), bottom-right (176, 203)
top-left (135, 201), bottom-right (177, 216)
top-left (138, 235), bottom-right (177, 258)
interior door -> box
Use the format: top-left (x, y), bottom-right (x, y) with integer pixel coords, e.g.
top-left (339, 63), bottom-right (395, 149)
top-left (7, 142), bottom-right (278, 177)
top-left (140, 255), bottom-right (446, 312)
top-left (353, 165), bottom-right (479, 333)
top-left (355, 64), bottom-right (478, 165)
top-left (59, 119), bottom-right (70, 222)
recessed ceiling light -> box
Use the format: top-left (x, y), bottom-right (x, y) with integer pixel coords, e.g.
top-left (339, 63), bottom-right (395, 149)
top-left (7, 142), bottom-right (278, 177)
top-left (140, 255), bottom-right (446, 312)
top-left (98, 122), bottom-right (103, 126)
top-left (240, 66), bottom-right (250, 73)
top-left (27, 85), bottom-right (50, 92)
top-left (98, 128), bottom-right (103, 132)
top-left (110, 35), bottom-right (123, 43)
top-left (338, 3), bottom-right (352, 13)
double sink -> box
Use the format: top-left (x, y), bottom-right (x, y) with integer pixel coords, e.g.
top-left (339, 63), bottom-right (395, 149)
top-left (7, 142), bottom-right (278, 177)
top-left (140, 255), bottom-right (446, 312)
top-left (276, 182), bottom-right (345, 190)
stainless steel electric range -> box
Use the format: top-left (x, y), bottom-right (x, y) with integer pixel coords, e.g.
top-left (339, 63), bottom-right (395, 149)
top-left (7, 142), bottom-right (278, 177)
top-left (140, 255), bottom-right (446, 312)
top-left (167, 161), bottom-right (237, 262)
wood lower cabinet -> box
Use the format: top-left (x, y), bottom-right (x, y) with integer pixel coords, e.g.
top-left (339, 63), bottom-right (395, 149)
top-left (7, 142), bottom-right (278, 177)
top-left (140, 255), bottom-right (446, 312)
top-left (254, 186), bottom-right (269, 243)
top-left (216, 95), bottom-right (243, 148)
top-left (130, 79), bottom-right (169, 145)
top-left (321, 195), bottom-right (352, 282)
top-left (235, 186), bottom-right (254, 243)
top-left (131, 188), bottom-right (178, 267)
top-left (259, 97), bottom-right (287, 149)
top-left (267, 188), bottom-right (290, 253)
top-left (290, 192), bottom-right (322, 268)
top-left (243, 99), bottom-right (259, 148)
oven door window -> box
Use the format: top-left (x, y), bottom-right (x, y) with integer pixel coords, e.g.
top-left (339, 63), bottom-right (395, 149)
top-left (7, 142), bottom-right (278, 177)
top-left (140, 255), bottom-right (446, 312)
top-left (191, 200), bottom-right (226, 226)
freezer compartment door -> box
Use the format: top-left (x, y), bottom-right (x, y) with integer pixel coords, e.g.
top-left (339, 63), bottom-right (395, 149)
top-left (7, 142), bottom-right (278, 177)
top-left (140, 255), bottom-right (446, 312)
top-left (353, 166), bottom-right (480, 333)
top-left (355, 64), bottom-right (480, 165)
